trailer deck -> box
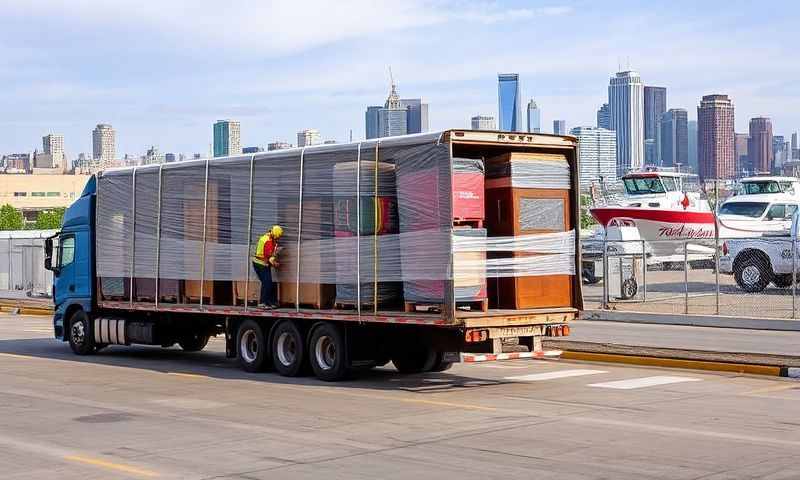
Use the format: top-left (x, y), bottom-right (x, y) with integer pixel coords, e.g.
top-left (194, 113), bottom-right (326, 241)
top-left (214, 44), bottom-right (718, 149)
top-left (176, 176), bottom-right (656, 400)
top-left (99, 301), bottom-right (576, 327)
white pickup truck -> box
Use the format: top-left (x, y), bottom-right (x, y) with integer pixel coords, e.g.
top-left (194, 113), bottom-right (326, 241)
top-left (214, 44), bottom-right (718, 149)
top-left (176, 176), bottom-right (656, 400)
top-left (719, 234), bottom-right (797, 292)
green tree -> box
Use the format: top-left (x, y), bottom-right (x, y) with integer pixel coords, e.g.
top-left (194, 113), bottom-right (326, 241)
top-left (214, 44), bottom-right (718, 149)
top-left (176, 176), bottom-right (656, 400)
top-left (580, 194), bottom-right (597, 230)
top-left (0, 204), bottom-right (24, 230)
top-left (32, 207), bottom-right (66, 230)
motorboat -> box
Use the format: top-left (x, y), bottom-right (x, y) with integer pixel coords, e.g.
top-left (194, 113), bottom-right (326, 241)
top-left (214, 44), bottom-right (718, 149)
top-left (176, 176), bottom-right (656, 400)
top-left (734, 176), bottom-right (800, 198)
top-left (590, 171), bottom-right (716, 247)
top-left (717, 192), bottom-right (800, 238)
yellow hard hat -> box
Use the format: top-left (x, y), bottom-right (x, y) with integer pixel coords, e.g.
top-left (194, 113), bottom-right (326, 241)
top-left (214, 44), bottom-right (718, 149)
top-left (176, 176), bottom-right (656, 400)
top-left (270, 225), bottom-right (283, 239)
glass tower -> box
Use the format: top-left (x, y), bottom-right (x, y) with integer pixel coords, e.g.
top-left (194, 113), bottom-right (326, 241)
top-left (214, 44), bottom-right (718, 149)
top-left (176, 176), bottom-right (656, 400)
top-left (498, 74), bottom-right (522, 132)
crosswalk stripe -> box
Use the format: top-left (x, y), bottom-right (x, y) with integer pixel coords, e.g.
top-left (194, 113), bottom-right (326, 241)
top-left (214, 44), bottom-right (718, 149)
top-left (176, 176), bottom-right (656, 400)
top-left (589, 376), bottom-right (701, 390)
top-left (505, 369), bottom-right (607, 382)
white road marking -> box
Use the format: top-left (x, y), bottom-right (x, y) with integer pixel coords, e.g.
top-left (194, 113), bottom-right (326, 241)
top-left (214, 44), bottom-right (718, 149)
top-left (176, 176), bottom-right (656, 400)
top-left (505, 369), bottom-right (607, 382)
top-left (589, 376), bottom-right (701, 390)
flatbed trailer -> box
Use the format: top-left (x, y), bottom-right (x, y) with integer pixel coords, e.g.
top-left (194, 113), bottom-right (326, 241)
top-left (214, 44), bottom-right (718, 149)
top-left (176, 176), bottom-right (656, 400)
top-left (46, 130), bottom-right (581, 381)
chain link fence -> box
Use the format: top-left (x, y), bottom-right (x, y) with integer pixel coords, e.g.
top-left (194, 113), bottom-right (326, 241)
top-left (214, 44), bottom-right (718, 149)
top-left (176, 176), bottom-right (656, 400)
top-left (0, 230), bottom-right (57, 298)
top-left (583, 236), bottom-right (800, 320)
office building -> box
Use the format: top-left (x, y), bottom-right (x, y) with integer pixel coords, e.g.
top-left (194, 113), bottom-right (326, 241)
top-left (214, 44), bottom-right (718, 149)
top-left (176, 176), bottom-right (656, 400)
top-left (570, 127), bottom-right (617, 190)
top-left (644, 139), bottom-right (657, 167)
top-left (471, 115), bottom-right (496, 131)
top-left (644, 86), bottom-right (667, 164)
top-left (297, 129), bottom-right (321, 147)
top-left (498, 73), bottom-right (522, 132)
top-left (0, 174), bottom-right (91, 221)
top-left (608, 71), bottom-right (645, 173)
top-left (2, 153), bottom-right (32, 173)
top-left (735, 133), bottom-right (750, 175)
top-left (553, 120), bottom-right (566, 136)
top-left (748, 117), bottom-right (773, 174)
top-left (697, 94), bottom-right (735, 180)
top-left (792, 132), bottom-right (799, 160)
top-left (42, 134), bottom-right (65, 170)
top-left (400, 98), bottom-right (429, 134)
top-left (773, 136), bottom-right (789, 170)
top-left (213, 119), bottom-right (241, 157)
top-left (527, 100), bottom-right (541, 133)
top-left (267, 142), bottom-right (292, 151)
top-left (242, 146), bottom-right (264, 154)
top-left (660, 108), bottom-right (688, 168)
top-left (687, 120), bottom-right (698, 172)
top-left (365, 106), bottom-right (381, 140)
top-left (597, 103), bottom-right (611, 129)
top-left (92, 124), bottom-right (116, 167)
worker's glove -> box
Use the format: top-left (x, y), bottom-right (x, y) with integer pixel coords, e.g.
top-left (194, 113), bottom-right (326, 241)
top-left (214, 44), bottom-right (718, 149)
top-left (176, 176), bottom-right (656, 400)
top-left (269, 256), bottom-right (280, 268)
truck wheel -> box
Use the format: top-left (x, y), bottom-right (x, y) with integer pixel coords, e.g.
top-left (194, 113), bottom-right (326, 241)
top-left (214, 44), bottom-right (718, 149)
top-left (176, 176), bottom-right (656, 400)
top-left (308, 322), bottom-right (349, 382)
top-left (734, 257), bottom-right (771, 293)
top-left (392, 345), bottom-right (436, 374)
top-left (620, 278), bottom-right (638, 300)
top-left (271, 321), bottom-right (306, 377)
top-left (773, 274), bottom-right (793, 288)
top-left (68, 310), bottom-right (96, 355)
top-left (237, 320), bottom-right (269, 372)
top-left (178, 333), bottom-right (210, 352)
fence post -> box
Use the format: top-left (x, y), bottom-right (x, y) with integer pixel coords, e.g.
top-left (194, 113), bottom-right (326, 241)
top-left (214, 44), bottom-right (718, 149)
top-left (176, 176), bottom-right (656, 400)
top-left (602, 239), bottom-right (609, 309)
top-left (641, 239), bottom-right (647, 302)
top-left (684, 240), bottom-right (689, 315)
top-left (714, 180), bottom-right (720, 316)
top-left (793, 236), bottom-right (797, 319)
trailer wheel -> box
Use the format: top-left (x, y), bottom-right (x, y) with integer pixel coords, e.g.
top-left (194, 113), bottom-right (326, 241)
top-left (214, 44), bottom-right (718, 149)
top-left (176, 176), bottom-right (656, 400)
top-left (392, 346), bottom-right (436, 374)
top-left (178, 333), bottom-right (210, 352)
top-left (237, 320), bottom-right (269, 372)
top-left (271, 321), bottom-right (306, 377)
top-left (429, 352), bottom-right (453, 372)
top-left (308, 322), bottom-right (349, 382)
top-left (68, 310), bottom-right (96, 355)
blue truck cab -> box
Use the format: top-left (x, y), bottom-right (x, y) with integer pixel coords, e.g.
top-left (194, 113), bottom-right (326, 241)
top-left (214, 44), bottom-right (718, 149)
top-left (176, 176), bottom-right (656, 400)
top-left (45, 176), bottom-right (96, 344)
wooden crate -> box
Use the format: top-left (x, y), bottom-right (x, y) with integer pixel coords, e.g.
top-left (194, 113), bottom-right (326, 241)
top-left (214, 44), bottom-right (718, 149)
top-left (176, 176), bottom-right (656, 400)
top-left (279, 282), bottom-right (335, 309)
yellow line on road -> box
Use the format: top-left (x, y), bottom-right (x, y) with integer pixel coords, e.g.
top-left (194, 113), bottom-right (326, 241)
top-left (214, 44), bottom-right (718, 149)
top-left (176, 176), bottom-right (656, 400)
top-left (64, 455), bottom-right (159, 478)
top-left (561, 351), bottom-right (783, 377)
top-left (0, 353), bottom-right (33, 359)
top-left (166, 372), bottom-right (209, 379)
top-left (742, 384), bottom-right (798, 396)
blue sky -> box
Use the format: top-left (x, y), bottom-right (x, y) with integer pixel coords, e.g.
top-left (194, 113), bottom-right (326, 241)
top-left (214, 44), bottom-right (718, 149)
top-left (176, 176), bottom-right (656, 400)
top-left (1, 0), bottom-right (798, 157)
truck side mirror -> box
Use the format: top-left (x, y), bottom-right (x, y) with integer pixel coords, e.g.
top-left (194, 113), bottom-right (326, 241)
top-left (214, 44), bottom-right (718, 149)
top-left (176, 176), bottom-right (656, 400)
top-left (44, 234), bottom-right (58, 273)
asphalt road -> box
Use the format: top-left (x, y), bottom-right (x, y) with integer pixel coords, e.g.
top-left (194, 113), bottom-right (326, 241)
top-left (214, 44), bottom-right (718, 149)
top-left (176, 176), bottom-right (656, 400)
top-left (2, 314), bottom-right (800, 480)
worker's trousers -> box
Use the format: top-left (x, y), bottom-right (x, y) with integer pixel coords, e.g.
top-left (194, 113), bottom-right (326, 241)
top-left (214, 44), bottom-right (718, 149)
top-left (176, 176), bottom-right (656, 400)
top-left (252, 262), bottom-right (274, 305)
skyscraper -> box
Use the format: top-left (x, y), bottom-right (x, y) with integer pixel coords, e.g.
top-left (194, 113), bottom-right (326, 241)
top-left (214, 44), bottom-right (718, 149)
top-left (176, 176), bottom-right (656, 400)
top-left (608, 71), bottom-right (644, 174)
top-left (597, 103), bottom-right (611, 129)
top-left (735, 133), bottom-right (750, 174)
top-left (792, 132), bottom-right (799, 160)
top-left (498, 73), bottom-right (522, 132)
top-left (644, 86), bottom-right (667, 164)
top-left (297, 129), bottom-right (321, 147)
top-left (660, 108), bottom-right (688, 167)
top-left (92, 124), bottom-right (116, 167)
top-left (42, 134), bottom-right (65, 170)
top-left (697, 94), bottom-right (735, 180)
top-left (687, 120), bottom-right (698, 173)
top-left (471, 115), bottom-right (496, 131)
top-left (213, 119), bottom-right (241, 157)
top-left (773, 136), bottom-right (788, 170)
top-left (364, 81), bottom-right (421, 139)
top-left (400, 98), bottom-right (429, 134)
top-left (570, 127), bottom-right (617, 189)
top-left (527, 100), bottom-right (541, 133)
top-left (553, 120), bottom-right (566, 135)
top-left (748, 117), bottom-right (773, 173)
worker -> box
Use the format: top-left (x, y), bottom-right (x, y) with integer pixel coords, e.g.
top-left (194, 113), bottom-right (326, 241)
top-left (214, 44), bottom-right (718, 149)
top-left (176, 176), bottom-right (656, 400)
top-left (252, 225), bottom-right (282, 308)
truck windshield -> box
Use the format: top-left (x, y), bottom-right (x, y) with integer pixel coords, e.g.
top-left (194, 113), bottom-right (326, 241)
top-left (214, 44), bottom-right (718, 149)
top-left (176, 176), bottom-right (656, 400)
top-left (623, 177), bottom-right (665, 195)
top-left (718, 202), bottom-right (769, 218)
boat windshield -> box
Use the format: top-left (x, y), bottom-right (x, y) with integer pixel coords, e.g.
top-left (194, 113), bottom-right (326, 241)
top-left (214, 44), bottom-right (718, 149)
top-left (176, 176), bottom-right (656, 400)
top-left (624, 177), bottom-right (667, 195)
top-left (718, 202), bottom-right (769, 218)
top-left (740, 181), bottom-right (794, 195)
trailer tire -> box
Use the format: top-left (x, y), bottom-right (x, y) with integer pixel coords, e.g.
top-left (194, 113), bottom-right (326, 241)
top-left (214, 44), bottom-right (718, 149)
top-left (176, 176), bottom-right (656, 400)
top-left (308, 322), bottom-right (349, 382)
top-left (429, 352), bottom-right (453, 372)
top-left (392, 346), bottom-right (436, 374)
top-left (68, 310), bottom-right (96, 355)
top-left (178, 333), bottom-right (210, 352)
top-left (271, 320), bottom-right (306, 377)
top-left (237, 320), bottom-right (269, 373)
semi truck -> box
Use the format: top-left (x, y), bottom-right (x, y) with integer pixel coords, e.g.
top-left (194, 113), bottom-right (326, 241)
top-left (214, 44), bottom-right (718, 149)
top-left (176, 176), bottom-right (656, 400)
top-left (46, 130), bottom-right (582, 381)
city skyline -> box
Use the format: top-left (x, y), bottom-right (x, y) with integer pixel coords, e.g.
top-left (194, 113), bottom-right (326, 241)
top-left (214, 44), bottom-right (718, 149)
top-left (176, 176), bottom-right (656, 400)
top-left (2, 2), bottom-right (798, 157)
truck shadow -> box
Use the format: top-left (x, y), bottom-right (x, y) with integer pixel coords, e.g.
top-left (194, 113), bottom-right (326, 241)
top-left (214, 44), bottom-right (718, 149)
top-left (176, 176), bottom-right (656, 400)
top-left (0, 337), bottom-right (512, 393)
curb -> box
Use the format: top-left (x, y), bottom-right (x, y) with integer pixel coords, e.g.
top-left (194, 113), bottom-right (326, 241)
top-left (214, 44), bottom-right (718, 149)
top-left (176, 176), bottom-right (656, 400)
top-left (560, 350), bottom-right (797, 378)
top-left (583, 309), bottom-right (800, 332)
top-left (0, 305), bottom-right (53, 316)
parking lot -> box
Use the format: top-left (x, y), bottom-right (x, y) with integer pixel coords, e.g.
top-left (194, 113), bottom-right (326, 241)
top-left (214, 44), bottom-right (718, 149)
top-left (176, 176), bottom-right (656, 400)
top-left (2, 314), bottom-right (800, 479)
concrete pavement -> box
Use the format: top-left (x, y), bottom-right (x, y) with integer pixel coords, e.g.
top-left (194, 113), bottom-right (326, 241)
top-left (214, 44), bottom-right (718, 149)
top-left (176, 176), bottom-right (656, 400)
top-left (1, 314), bottom-right (800, 479)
